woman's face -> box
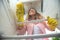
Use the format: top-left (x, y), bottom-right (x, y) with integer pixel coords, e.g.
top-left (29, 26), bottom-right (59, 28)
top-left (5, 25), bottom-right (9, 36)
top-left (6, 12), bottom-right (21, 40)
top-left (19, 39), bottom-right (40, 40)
top-left (29, 9), bottom-right (36, 16)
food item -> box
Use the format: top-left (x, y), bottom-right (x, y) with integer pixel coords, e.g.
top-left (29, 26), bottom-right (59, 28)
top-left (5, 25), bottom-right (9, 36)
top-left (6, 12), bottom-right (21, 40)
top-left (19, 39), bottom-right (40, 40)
top-left (16, 2), bottom-right (24, 27)
top-left (52, 37), bottom-right (60, 40)
top-left (47, 16), bottom-right (58, 31)
top-left (16, 2), bottom-right (24, 22)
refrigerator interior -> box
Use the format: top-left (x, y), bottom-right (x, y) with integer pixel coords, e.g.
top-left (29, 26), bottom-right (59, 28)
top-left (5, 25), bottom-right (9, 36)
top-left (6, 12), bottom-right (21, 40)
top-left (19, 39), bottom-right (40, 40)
top-left (0, 0), bottom-right (60, 40)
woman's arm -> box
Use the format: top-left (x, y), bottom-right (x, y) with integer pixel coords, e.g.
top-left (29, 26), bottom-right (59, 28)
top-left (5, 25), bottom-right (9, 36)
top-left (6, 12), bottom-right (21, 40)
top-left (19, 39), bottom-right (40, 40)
top-left (43, 21), bottom-right (52, 31)
top-left (41, 16), bottom-right (56, 31)
top-left (43, 21), bottom-right (57, 31)
top-left (16, 24), bottom-right (27, 35)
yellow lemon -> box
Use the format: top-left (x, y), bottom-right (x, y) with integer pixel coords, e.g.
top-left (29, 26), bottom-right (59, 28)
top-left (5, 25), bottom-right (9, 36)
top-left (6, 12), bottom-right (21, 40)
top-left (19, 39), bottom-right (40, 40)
top-left (47, 16), bottom-right (58, 30)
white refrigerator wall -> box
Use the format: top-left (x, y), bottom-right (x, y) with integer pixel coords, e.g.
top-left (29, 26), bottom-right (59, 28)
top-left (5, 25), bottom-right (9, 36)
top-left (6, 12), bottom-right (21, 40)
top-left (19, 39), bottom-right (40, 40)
top-left (43, 0), bottom-right (59, 18)
top-left (57, 0), bottom-right (60, 30)
top-left (0, 0), bottom-right (16, 35)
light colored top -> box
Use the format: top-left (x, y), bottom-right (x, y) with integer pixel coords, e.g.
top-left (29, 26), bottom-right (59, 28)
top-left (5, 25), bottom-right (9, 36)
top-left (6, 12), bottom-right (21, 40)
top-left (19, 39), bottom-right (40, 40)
top-left (33, 25), bottom-right (40, 34)
top-left (33, 25), bottom-right (43, 40)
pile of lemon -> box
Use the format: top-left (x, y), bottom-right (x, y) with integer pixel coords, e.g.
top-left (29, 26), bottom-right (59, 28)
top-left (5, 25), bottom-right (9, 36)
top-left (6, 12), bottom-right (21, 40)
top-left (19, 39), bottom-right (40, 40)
top-left (16, 2), bottom-right (24, 27)
top-left (16, 2), bottom-right (24, 22)
top-left (47, 16), bottom-right (58, 31)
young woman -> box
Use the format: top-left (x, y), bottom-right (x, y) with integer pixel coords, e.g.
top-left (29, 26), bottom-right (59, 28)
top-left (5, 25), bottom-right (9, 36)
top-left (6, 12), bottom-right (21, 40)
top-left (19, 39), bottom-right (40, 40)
top-left (17, 8), bottom-right (57, 40)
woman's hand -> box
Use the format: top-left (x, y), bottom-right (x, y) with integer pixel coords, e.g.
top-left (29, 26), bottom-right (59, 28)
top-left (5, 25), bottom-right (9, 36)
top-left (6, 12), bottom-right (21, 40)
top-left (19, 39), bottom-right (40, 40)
top-left (17, 24), bottom-right (24, 30)
top-left (47, 16), bottom-right (58, 31)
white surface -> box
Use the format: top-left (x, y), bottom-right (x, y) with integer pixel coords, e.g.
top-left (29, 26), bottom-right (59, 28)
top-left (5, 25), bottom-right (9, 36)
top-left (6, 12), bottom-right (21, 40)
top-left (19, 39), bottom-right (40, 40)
top-left (43, 0), bottom-right (59, 18)
top-left (46, 28), bottom-right (60, 40)
top-left (0, 0), bottom-right (16, 35)
top-left (33, 25), bottom-right (40, 34)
